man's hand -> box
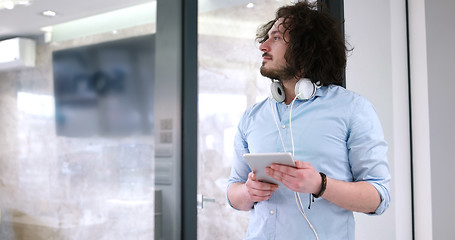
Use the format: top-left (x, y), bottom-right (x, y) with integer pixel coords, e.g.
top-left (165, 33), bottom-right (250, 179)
top-left (227, 172), bottom-right (279, 211)
top-left (265, 160), bottom-right (382, 213)
top-left (245, 172), bottom-right (279, 202)
top-left (265, 160), bottom-right (322, 195)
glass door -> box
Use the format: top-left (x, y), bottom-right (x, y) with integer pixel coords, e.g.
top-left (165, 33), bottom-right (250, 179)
top-left (196, 1), bottom-right (285, 239)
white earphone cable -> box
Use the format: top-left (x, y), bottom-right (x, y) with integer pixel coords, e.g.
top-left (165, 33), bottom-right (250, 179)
top-left (289, 95), bottom-right (299, 157)
top-left (290, 94), bottom-right (319, 240)
top-left (269, 98), bottom-right (287, 152)
top-left (270, 94), bottom-right (319, 240)
top-left (295, 192), bottom-right (319, 240)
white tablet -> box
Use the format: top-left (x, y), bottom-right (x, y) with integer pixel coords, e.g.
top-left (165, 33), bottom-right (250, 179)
top-left (243, 152), bottom-right (296, 185)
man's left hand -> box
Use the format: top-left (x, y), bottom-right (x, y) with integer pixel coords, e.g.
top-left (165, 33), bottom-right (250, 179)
top-left (265, 160), bottom-right (322, 194)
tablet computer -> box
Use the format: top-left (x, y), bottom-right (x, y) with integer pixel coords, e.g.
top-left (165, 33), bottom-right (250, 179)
top-left (243, 152), bottom-right (296, 185)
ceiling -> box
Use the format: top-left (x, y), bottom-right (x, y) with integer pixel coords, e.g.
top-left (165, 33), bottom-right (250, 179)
top-left (0, 0), bottom-right (287, 41)
top-left (0, 0), bottom-right (153, 40)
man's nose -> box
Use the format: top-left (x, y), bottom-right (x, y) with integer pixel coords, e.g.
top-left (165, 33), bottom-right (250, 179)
top-left (259, 40), bottom-right (270, 52)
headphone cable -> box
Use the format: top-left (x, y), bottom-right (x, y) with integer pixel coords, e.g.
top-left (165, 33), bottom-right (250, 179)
top-left (270, 95), bottom-right (320, 240)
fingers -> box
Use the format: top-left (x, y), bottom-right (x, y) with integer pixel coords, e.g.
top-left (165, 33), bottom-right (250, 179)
top-left (246, 172), bottom-right (279, 202)
top-left (265, 166), bottom-right (298, 185)
top-left (265, 161), bottom-right (317, 192)
top-left (247, 188), bottom-right (276, 202)
top-left (270, 160), bottom-right (310, 171)
top-left (267, 163), bottom-right (299, 178)
top-left (247, 172), bottom-right (278, 190)
top-left (248, 171), bottom-right (257, 181)
top-left (267, 160), bottom-right (314, 178)
top-left (294, 160), bottom-right (313, 169)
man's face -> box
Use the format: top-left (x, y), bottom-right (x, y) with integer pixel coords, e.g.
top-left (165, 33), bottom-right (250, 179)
top-left (259, 18), bottom-right (295, 81)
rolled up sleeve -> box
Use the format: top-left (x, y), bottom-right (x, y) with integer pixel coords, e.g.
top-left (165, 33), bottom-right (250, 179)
top-left (226, 114), bottom-right (251, 209)
top-left (347, 98), bottom-right (391, 215)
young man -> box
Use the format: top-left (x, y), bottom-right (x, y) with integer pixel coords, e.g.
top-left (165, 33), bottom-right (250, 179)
top-left (226, 2), bottom-right (390, 239)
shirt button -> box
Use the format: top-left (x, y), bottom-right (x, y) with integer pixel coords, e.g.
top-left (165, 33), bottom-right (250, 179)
top-left (269, 210), bottom-right (275, 215)
top-left (281, 125), bottom-right (286, 129)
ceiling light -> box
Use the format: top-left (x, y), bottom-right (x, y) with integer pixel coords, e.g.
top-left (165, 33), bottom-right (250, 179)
top-left (3, 0), bottom-right (14, 9)
top-left (246, 2), bottom-right (254, 8)
top-left (0, 0), bottom-right (31, 10)
top-left (41, 10), bottom-right (57, 17)
top-left (40, 26), bottom-right (53, 43)
top-left (41, 26), bottom-right (53, 32)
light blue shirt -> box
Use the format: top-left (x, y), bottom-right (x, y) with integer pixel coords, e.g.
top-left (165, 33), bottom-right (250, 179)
top-left (227, 85), bottom-right (391, 240)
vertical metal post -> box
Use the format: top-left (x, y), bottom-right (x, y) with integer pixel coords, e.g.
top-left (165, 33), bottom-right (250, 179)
top-left (319, 0), bottom-right (346, 87)
top-left (181, 0), bottom-right (198, 239)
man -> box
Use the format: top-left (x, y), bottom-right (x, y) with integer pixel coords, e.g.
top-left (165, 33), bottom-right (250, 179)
top-left (226, 1), bottom-right (391, 240)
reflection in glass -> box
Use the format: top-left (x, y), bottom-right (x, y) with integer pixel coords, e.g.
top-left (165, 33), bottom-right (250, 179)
top-left (0, 5), bottom-right (157, 239)
top-left (53, 34), bottom-right (155, 137)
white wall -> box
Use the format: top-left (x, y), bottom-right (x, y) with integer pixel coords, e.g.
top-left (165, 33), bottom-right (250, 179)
top-left (345, 0), bottom-right (413, 239)
top-left (409, 0), bottom-right (455, 239)
top-left (426, 1), bottom-right (455, 239)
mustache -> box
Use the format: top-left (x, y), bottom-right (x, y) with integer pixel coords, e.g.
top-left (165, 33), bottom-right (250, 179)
top-left (262, 53), bottom-right (272, 58)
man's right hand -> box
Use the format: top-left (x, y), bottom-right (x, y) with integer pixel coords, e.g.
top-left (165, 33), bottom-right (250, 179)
top-left (227, 172), bottom-right (279, 211)
top-left (245, 172), bottom-right (279, 203)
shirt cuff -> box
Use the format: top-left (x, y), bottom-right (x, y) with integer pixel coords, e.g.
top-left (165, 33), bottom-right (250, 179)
top-left (367, 182), bottom-right (390, 215)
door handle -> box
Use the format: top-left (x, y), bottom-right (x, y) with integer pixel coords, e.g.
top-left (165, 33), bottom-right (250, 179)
top-left (197, 194), bottom-right (216, 209)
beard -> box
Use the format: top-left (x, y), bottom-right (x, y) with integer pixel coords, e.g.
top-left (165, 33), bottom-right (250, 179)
top-left (260, 64), bottom-right (295, 81)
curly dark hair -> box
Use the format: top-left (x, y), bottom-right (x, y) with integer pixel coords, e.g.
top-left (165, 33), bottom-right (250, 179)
top-left (256, 1), bottom-right (348, 86)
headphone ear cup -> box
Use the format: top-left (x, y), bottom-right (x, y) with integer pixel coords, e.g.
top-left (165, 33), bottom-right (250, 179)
top-left (270, 82), bottom-right (286, 102)
top-left (295, 78), bottom-right (316, 100)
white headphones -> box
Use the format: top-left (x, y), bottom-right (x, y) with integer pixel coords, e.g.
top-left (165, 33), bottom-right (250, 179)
top-left (270, 78), bottom-right (318, 102)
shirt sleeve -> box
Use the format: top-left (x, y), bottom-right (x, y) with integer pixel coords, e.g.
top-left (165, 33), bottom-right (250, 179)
top-left (347, 97), bottom-right (391, 215)
top-left (225, 110), bottom-right (252, 210)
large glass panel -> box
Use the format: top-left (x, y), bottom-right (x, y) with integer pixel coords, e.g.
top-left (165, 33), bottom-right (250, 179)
top-left (0, 1), bottom-right (160, 239)
top-left (197, 1), bottom-right (285, 239)
top-left (197, 1), bottom-right (407, 240)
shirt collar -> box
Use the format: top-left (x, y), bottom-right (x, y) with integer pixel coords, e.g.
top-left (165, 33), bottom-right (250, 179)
top-left (314, 85), bottom-right (328, 97)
